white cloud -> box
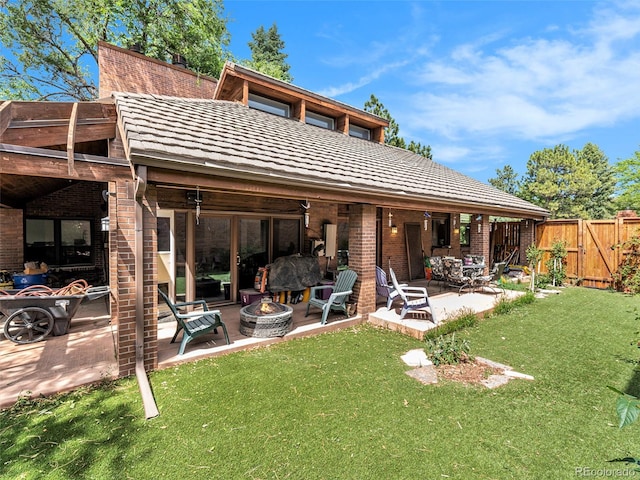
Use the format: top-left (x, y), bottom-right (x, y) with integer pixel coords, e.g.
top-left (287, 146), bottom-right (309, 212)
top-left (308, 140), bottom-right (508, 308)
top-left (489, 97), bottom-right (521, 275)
top-left (317, 60), bottom-right (411, 97)
top-left (404, 2), bottom-right (640, 144)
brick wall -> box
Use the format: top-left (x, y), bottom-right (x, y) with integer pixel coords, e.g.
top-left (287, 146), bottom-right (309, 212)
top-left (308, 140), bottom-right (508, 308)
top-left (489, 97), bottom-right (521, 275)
top-left (348, 204), bottom-right (377, 317)
top-left (0, 209), bottom-right (23, 271)
top-left (98, 41), bottom-right (218, 99)
top-left (113, 179), bottom-right (137, 377)
top-left (143, 186), bottom-right (159, 371)
top-left (381, 209), bottom-right (430, 282)
top-left (469, 215), bottom-right (490, 273)
top-left (519, 219), bottom-right (535, 265)
top-left (111, 180), bottom-right (159, 376)
top-left (303, 201), bottom-right (338, 276)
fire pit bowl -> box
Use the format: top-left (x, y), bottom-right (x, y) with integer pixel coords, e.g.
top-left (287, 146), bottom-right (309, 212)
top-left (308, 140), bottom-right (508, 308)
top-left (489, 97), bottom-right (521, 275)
top-left (239, 298), bottom-right (293, 338)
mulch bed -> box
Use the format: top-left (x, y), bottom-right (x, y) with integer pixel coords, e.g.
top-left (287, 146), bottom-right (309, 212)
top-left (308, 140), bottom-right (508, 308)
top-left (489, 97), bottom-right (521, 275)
top-left (436, 360), bottom-right (501, 385)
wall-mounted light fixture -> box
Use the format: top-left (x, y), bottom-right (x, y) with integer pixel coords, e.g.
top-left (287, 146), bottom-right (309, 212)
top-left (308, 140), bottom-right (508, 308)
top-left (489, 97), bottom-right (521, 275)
top-left (424, 211), bottom-right (430, 230)
top-left (391, 225), bottom-right (398, 235)
top-left (475, 214), bottom-right (483, 221)
top-left (301, 200), bottom-right (310, 228)
top-left (102, 190), bottom-right (116, 202)
top-left (186, 186), bottom-right (203, 225)
top-left (388, 211), bottom-right (393, 228)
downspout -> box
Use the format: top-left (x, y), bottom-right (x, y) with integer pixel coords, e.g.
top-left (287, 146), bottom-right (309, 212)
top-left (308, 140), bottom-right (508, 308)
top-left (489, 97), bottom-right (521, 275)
top-left (134, 166), bottom-right (160, 419)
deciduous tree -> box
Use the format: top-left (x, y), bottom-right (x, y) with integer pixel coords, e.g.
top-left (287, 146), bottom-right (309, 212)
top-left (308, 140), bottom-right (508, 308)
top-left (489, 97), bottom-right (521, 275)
top-left (614, 148), bottom-right (640, 213)
top-left (0, 0), bottom-right (231, 101)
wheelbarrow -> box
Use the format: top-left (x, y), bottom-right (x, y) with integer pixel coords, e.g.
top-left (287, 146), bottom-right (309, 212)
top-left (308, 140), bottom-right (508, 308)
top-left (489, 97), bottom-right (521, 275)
top-left (0, 284), bottom-right (110, 344)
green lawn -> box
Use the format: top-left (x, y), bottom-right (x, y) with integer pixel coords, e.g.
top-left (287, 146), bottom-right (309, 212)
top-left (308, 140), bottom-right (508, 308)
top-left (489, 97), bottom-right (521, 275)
top-left (2, 287), bottom-right (640, 479)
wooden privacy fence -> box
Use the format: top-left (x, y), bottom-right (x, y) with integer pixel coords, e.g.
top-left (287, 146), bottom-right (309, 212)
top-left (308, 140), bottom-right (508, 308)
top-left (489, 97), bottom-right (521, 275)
top-left (535, 218), bottom-right (640, 289)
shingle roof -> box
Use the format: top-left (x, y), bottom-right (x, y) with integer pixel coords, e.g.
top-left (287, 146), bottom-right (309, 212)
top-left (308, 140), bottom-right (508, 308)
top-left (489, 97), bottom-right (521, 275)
top-left (114, 92), bottom-right (549, 218)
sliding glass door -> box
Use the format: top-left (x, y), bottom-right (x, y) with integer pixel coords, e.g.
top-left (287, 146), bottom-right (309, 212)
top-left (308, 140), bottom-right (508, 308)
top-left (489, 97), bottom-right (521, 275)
top-left (194, 216), bottom-right (232, 302)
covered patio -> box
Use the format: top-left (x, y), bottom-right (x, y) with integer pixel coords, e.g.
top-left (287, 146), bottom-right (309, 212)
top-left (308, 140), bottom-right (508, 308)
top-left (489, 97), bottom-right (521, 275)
top-left (0, 280), bottom-right (522, 409)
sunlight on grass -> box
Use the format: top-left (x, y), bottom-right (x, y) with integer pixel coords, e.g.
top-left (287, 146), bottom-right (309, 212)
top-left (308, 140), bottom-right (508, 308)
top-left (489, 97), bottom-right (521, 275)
top-left (2, 288), bottom-right (640, 479)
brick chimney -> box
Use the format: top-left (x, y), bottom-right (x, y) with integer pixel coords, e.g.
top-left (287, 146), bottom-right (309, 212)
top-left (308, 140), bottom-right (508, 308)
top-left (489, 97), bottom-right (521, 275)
top-left (98, 41), bottom-right (218, 99)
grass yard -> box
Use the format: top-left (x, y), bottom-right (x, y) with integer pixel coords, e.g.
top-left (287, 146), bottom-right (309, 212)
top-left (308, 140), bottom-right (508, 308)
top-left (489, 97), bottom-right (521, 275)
top-left (2, 287), bottom-right (640, 479)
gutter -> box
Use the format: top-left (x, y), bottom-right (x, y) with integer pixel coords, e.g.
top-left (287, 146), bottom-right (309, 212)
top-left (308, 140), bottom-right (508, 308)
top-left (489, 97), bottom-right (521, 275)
top-left (134, 166), bottom-right (159, 419)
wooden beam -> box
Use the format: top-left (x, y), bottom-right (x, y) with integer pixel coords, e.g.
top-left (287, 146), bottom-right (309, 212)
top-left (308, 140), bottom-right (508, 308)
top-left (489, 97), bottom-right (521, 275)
top-left (146, 166), bottom-right (545, 218)
top-left (9, 101), bottom-right (115, 122)
top-left (0, 101), bottom-right (11, 137)
top-left (67, 103), bottom-right (78, 175)
top-left (0, 122), bottom-right (117, 148)
top-left (242, 79), bottom-right (249, 106)
top-left (0, 150), bottom-right (130, 181)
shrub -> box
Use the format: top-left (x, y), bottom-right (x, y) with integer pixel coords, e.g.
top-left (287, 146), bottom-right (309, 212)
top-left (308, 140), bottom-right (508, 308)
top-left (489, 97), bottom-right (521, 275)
top-left (424, 308), bottom-right (478, 340)
top-left (612, 233), bottom-right (640, 295)
top-left (492, 291), bottom-right (536, 316)
top-left (546, 239), bottom-right (568, 286)
top-left (424, 332), bottom-right (472, 366)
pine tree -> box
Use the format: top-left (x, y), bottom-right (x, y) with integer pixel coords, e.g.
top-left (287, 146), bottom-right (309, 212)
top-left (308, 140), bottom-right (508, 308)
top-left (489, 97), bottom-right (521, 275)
top-left (488, 165), bottom-right (521, 196)
top-left (246, 23), bottom-right (292, 82)
top-left (364, 94), bottom-right (432, 159)
top-left (521, 144), bottom-right (600, 219)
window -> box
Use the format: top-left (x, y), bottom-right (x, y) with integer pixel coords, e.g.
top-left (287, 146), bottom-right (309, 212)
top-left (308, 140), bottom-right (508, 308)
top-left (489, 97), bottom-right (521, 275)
top-left (348, 124), bottom-right (371, 140)
top-left (248, 93), bottom-right (290, 117)
top-left (272, 218), bottom-right (301, 259)
top-left (306, 111), bottom-right (335, 130)
top-left (157, 217), bottom-right (171, 253)
top-left (431, 215), bottom-right (451, 247)
top-left (25, 218), bottom-right (93, 266)
top-left (459, 214), bottom-right (471, 246)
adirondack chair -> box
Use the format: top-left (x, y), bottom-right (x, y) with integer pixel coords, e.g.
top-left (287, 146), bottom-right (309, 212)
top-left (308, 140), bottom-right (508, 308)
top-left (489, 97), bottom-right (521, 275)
top-left (389, 268), bottom-right (438, 323)
top-left (158, 288), bottom-right (230, 355)
top-left (305, 269), bottom-right (358, 325)
top-left (375, 265), bottom-right (406, 309)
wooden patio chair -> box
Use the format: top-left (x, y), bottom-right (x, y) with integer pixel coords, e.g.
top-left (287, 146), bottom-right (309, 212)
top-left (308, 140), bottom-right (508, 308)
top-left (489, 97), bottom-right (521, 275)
top-left (389, 268), bottom-right (438, 324)
top-left (305, 269), bottom-right (358, 325)
top-left (375, 265), bottom-right (406, 309)
top-left (158, 288), bottom-right (230, 355)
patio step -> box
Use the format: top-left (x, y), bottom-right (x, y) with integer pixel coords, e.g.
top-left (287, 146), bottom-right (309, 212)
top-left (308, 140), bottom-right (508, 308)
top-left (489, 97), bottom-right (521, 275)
top-left (369, 290), bottom-right (525, 340)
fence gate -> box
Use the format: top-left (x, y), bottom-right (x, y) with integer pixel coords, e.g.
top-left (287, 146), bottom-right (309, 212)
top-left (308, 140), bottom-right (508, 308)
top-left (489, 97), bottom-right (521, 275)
top-left (536, 218), bottom-right (640, 289)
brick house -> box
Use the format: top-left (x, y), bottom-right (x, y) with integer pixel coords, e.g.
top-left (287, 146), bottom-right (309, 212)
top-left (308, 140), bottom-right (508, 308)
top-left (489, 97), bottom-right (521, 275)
top-left (0, 42), bottom-right (548, 379)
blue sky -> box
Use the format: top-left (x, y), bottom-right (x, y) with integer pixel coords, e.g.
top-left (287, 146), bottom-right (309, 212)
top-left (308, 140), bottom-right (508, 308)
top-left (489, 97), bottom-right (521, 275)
top-left (224, 0), bottom-right (640, 183)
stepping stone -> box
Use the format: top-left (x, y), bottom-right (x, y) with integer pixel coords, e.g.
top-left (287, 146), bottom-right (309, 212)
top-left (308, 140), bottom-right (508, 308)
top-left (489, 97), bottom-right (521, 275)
top-left (401, 349), bottom-right (432, 367)
top-left (481, 374), bottom-right (511, 389)
top-left (406, 365), bottom-right (438, 385)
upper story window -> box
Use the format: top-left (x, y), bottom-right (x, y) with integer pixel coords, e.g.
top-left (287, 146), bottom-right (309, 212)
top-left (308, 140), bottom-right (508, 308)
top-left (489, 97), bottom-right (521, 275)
top-left (349, 124), bottom-right (371, 140)
top-left (306, 111), bottom-right (335, 130)
top-left (248, 93), bottom-right (290, 117)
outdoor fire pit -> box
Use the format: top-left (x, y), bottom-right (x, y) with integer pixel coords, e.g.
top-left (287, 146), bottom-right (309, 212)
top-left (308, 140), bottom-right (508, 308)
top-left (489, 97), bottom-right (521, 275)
top-left (239, 297), bottom-right (293, 338)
